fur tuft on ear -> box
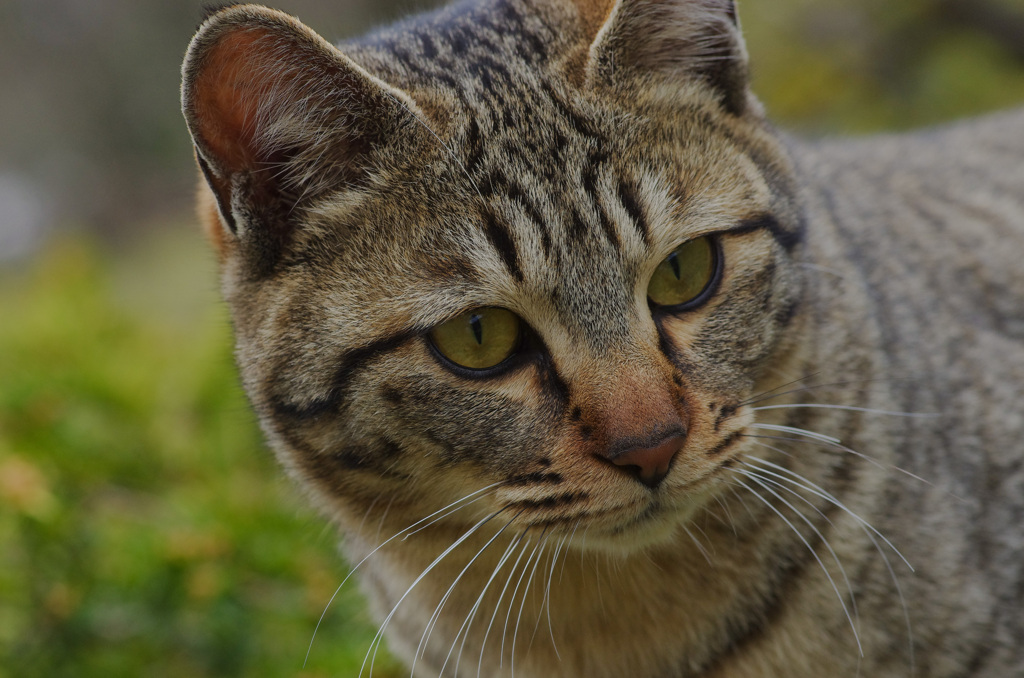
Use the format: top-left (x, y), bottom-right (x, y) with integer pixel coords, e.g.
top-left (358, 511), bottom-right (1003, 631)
top-left (181, 5), bottom-right (423, 267)
top-left (584, 0), bottom-right (750, 115)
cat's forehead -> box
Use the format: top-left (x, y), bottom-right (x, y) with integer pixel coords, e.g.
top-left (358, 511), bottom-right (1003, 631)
top-left (293, 116), bottom-right (763, 363)
top-left (278, 2), bottom-right (777, 352)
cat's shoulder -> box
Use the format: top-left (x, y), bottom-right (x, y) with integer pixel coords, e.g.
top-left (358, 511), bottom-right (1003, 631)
top-left (791, 107), bottom-right (1024, 339)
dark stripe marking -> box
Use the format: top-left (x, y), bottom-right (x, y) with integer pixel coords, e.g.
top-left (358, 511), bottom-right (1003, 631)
top-left (481, 210), bottom-right (524, 281)
top-left (487, 172), bottom-right (553, 256)
top-left (540, 79), bottom-right (602, 141)
top-left (617, 179), bottom-right (650, 245)
top-left (269, 331), bottom-right (414, 421)
top-left (707, 431), bottom-right (742, 457)
top-left (509, 492), bottom-right (583, 510)
top-left (464, 117), bottom-right (484, 173)
top-left (506, 471), bottom-right (564, 486)
top-left (727, 213), bottom-right (802, 252)
top-left (583, 155), bottom-right (622, 250)
top-left (567, 206), bottom-right (590, 246)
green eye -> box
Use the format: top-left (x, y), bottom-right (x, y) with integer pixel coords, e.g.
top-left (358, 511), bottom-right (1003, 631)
top-left (429, 307), bottom-right (522, 371)
top-left (647, 236), bottom-right (718, 308)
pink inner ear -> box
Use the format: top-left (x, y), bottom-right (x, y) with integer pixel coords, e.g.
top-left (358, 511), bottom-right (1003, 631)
top-left (192, 28), bottom-right (280, 176)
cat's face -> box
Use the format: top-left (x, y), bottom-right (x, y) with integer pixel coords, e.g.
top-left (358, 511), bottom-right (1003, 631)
top-left (183, 0), bottom-right (804, 553)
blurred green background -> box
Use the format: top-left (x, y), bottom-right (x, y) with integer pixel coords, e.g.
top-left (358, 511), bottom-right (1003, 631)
top-left (1, 0), bottom-right (1022, 676)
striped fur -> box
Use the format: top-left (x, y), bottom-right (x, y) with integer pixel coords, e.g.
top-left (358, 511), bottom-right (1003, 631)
top-left (181, 1), bottom-right (1024, 676)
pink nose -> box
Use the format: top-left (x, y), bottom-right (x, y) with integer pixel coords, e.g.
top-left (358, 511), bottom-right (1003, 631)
top-left (607, 433), bottom-right (685, 488)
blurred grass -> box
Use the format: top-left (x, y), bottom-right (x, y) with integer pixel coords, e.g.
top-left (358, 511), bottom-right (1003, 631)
top-left (0, 231), bottom-right (401, 677)
top-left (743, 0), bottom-right (1024, 133)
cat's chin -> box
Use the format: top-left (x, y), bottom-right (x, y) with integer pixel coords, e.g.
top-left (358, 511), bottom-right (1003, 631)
top-left (573, 493), bottom-right (712, 555)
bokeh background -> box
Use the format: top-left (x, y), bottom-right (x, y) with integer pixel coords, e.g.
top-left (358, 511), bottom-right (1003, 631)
top-left (1, 0), bottom-right (1022, 676)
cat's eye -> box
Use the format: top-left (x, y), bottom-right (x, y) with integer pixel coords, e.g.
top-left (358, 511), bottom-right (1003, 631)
top-left (647, 236), bottom-right (719, 309)
top-left (429, 307), bottom-right (522, 371)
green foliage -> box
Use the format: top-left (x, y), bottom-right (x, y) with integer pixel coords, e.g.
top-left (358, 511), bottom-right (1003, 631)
top-left (743, 0), bottom-right (1024, 133)
top-left (0, 234), bottom-right (401, 678)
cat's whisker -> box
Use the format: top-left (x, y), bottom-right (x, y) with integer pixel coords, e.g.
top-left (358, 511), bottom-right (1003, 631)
top-left (501, 536), bottom-right (544, 669)
top-left (751, 403), bottom-right (939, 418)
top-left (362, 509), bottom-right (504, 678)
top-left (453, 553), bottom-right (512, 678)
top-left (738, 371), bottom-right (823, 408)
top-left (593, 544), bottom-right (607, 615)
top-left (512, 530), bottom-right (550, 675)
top-left (741, 454), bottom-right (912, 571)
top-left (865, 530), bottom-right (916, 675)
top-left (725, 484), bottom-right (757, 522)
top-left (735, 466), bottom-right (862, 630)
top-left (750, 423), bottom-right (936, 487)
top-left (730, 477), bottom-right (864, 657)
top-left (683, 525), bottom-right (714, 565)
top-left (415, 514), bottom-right (521, 675)
top-left (559, 519), bottom-right (583, 584)
top-left (708, 492), bottom-right (740, 536)
top-left (536, 532), bottom-right (568, 661)
top-left (306, 483), bottom-right (502, 668)
top-left (374, 493), bottom-right (398, 545)
top-left (752, 422), bottom-right (841, 444)
top-left (740, 455), bottom-right (916, 671)
top-left (798, 261), bottom-right (847, 280)
top-left (739, 374), bottom-right (918, 409)
top-left (477, 535), bottom-right (532, 678)
top-left (356, 493), bottom-right (383, 537)
top-left (403, 482), bottom-right (506, 540)
top-left (442, 525), bottom-right (524, 678)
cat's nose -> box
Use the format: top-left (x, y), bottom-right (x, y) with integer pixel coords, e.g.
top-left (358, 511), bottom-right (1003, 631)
top-left (606, 432), bottom-right (685, 488)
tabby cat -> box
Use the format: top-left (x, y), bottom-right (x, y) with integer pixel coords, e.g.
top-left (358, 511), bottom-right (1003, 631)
top-left (180, 0), bottom-right (1024, 675)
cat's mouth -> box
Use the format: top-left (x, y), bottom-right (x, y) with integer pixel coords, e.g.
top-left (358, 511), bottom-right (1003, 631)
top-left (495, 468), bottom-right (728, 554)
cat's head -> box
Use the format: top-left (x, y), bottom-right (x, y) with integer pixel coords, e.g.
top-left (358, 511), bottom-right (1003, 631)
top-left (181, 0), bottom-right (805, 552)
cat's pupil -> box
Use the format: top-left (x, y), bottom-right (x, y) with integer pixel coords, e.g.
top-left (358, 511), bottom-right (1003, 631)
top-left (470, 314), bottom-right (484, 345)
top-left (668, 252), bottom-right (682, 280)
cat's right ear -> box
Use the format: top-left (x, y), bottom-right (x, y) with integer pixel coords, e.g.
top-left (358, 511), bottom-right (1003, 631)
top-left (181, 5), bottom-right (422, 269)
top-left (576, 0), bottom-right (753, 117)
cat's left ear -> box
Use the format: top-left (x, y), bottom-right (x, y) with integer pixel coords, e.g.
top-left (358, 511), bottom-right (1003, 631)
top-left (580, 0), bottom-right (753, 116)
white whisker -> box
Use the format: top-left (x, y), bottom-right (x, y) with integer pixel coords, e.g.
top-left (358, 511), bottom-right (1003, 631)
top-left (441, 525), bottom-right (523, 678)
top-left (731, 477), bottom-right (863, 656)
top-left (741, 454), bottom-right (916, 672)
top-left (512, 531), bottom-right (549, 676)
top-left (414, 514), bottom-right (518, 675)
top-left (739, 372), bottom-right (823, 408)
top-left (501, 538), bottom-right (543, 668)
top-left (742, 453), bottom-right (913, 571)
top-left (306, 483), bottom-right (501, 668)
top-left (539, 533), bottom-right (568, 660)
top-left (737, 466), bottom-right (862, 631)
top-left (683, 525), bottom-right (713, 565)
top-left (362, 510), bottom-right (502, 678)
top-left (477, 535), bottom-right (531, 678)
top-left (750, 423), bottom-right (935, 487)
top-left (739, 374), bottom-right (919, 408)
top-left (752, 403), bottom-right (938, 418)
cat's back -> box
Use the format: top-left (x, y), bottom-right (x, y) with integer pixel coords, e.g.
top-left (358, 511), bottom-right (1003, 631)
top-left (793, 107), bottom-right (1024, 342)
top-left (791, 110), bottom-right (1024, 678)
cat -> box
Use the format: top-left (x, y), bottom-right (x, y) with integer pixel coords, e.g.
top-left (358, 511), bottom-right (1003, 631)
top-left (180, 0), bottom-right (1024, 676)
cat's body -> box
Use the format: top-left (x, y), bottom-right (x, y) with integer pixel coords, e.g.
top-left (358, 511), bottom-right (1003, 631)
top-left (181, 1), bottom-right (1024, 676)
